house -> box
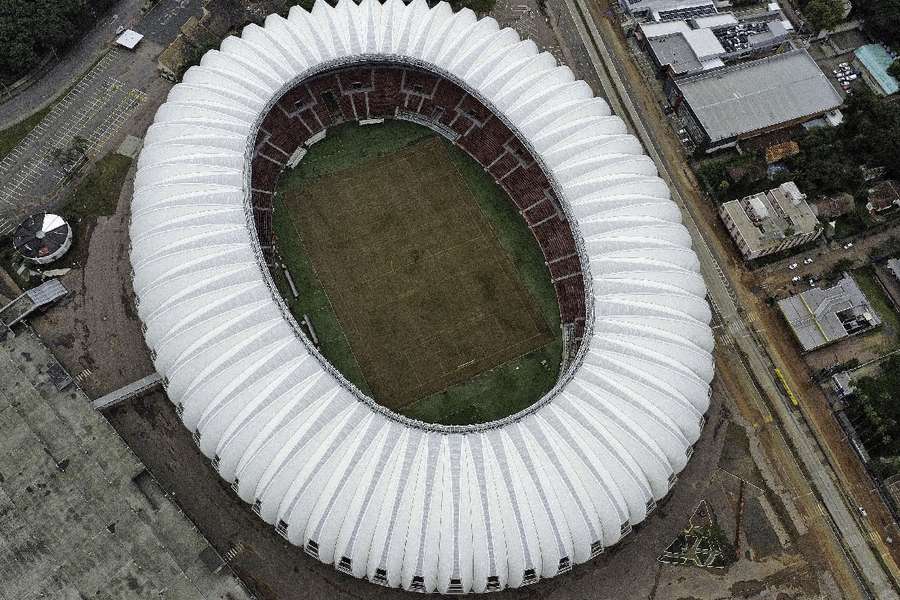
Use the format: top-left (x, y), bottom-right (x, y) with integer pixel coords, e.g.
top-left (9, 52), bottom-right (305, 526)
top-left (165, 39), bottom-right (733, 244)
top-left (853, 44), bottom-right (899, 96)
top-left (778, 273), bottom-right (882, 351)
top-left (812, 192), bottom-right (855, 221)
top-left (866, 180), bottom-right (900, 216)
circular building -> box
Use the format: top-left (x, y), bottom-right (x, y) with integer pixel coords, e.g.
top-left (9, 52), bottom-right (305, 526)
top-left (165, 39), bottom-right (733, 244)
top-left (13, 213), bottom-right (73, 264)
top-left (129, 0), bottom-right (714, 593)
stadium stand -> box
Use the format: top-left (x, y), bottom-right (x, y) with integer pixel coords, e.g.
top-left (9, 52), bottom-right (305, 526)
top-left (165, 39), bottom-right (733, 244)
top-left (249, 63), bottom-right (587, 337)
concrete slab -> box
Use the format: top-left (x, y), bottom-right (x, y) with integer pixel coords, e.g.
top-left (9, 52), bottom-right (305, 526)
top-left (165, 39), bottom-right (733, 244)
top-left (0, 324), bottom-right (251, 600)
top-left (116, 134), bottom-right (143, 158)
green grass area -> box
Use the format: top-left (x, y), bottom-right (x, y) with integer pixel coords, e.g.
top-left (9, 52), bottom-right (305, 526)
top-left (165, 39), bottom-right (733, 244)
top-left (853, 266), bottom-right (900, 349)
top-left (64, 154), bottom-right (133, 218)
top-left (278, 120), bottom-right (432, 190)
top-left (0, 104), bottom-right (52, 160)
top-left (272, 120), bottom-right (562, 425)
top-left (401, 339), bottom-right (562, 425)
top-left (272, 198), bottom-right (373, 395)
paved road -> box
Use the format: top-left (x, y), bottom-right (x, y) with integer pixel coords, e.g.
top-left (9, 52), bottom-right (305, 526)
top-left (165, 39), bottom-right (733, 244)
top-left (556, 0), bottom-right (899, 597)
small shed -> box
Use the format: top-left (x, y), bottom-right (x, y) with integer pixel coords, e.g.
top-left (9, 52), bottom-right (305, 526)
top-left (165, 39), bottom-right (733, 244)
top-left (115, 29), bottom-right (144, 50)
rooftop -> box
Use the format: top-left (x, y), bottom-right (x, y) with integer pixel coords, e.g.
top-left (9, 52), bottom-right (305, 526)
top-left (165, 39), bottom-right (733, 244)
top-left (676, 49), bottom-right (843, 143)
top-left (867, 180), bottom-right (900, 212)
top-left (720, 181), bottom-right (821, 256)
top-left (624, 0), bottom-right (718, 19)
top-left (647, 28), bottom-right (725, 74)
top-left (777, 273), bottom-right (882, 351)
top-left (854, 44), bottom-right (899, 95)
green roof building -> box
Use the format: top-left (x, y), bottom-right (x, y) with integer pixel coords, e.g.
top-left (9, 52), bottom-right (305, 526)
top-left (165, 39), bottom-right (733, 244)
top-left (853, 44), bottom-right (899, 96)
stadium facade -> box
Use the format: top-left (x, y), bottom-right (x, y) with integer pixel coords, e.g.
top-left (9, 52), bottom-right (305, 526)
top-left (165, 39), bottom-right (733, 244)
top-left (129, 0), bottom-right (715, 593)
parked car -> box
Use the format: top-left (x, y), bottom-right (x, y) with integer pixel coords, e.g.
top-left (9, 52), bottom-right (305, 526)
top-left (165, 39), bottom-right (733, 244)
top-left (803, 257), bottom-right (813, 264)
top-left (789, 262), bottom-right (799, 270)
top-left (792, 276), bottom-right (802, 282)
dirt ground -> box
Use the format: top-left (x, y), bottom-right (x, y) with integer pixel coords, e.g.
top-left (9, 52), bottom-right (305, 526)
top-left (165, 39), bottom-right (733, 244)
top-left (279, 137), bottom-right (552, 407)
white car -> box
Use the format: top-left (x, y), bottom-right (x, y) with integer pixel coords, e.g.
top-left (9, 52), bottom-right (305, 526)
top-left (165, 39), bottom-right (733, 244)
top-left (809, 278), bottom-right (817, 286)
top-left (789, 262), bottom-right (799, 270)
top-left (792, 276), bottom-right (802, 282)
top-left (803, 257), bottom-right (814, 264)
top-left (844, 242), bottom-right (854, 249)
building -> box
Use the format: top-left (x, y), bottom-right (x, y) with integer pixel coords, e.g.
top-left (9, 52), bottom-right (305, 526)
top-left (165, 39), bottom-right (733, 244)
top-left (128, 0), bottom-right (714, 593)
top-left (709, 19), bottom-right (789, 60)
top-left (865, 180), bottom-right (900, 216)
top-left (888, 257), bottom-right (900, 281)
top-left (778, 273), bottom-right (881, 351)
top-left (831, 371), bottom-right (856, 398)
top-left (669, 49), bottom-right (843, 151)
top-left (812, 192), bottom-right (855, 221)
top-left (640, 15), bottom-right (789, 78)
top-left (645, 27), bottom-right (726, 76)
top-left (720, 181), bottom-right (822, 260)
top-left (623, 0), bottom-right (718, 22)
top-left (853, 44), bottom-right (899, 96)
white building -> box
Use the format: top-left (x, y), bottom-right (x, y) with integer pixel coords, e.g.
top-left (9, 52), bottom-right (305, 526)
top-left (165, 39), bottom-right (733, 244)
top-left (129, 0), bottom-right (714, 593)
top-left (720, 182), bottom-right (822, 260)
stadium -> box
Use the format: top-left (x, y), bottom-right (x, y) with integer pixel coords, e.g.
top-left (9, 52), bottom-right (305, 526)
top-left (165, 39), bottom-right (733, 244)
top-left (129, 0), bottom-right (714, 594)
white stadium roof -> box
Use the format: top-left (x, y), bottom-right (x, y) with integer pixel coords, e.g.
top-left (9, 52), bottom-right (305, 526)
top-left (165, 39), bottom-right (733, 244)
top-left (129, 0), bottom-right (714, 593)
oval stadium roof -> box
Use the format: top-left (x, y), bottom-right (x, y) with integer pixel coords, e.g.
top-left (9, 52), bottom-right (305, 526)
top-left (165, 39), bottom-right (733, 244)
top-left (129, 0), bottom-right (714, 593)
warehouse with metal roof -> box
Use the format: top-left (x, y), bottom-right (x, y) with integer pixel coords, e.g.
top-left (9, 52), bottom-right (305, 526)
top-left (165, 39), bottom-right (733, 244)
top-left (129, 0), bottom-right (714, 593)
top-left (669, 49), bottom-right (842, 150)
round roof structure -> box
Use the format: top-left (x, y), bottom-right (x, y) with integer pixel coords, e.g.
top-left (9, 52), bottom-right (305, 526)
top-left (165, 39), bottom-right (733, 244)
top-left (13, 213), bottom-right (73, 264)
top-left (129, 0), bottom-right (714, 593)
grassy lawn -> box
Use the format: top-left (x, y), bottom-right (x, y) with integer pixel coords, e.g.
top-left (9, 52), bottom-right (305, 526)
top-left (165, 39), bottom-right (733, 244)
top-left (854, 266), bottom-right (900, 349)
top-left (272, 120), bottom-right (562, 425)
top-left (64, 154), bottom-right (133, 218)
top-left (445, 143), bottom-right (561, 331)
top-left (0, 104), bottom-right (53, 160)
top-left (272, 199), bottom-right (373, 396)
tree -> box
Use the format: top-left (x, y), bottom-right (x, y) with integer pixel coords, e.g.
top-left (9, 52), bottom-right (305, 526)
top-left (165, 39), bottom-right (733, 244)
top-left (0, 0), bottom-right (115, 82)
top-left (856, 0), bottom-right (900, 47)
top-left (804, 0), bottom-right (845, 31)
top-left (889, 60), bottom-right (900, 81)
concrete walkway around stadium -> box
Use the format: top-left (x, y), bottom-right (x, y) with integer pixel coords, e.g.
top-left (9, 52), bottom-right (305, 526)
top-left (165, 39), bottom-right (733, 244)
top-left (555, 0), bottom-right (900, 597)
top-left (0, 298), bottom-right (251, 599)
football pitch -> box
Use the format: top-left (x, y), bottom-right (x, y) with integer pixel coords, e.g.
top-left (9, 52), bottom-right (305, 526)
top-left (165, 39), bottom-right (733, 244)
top-left (271, 120), bottom-right (561, 425)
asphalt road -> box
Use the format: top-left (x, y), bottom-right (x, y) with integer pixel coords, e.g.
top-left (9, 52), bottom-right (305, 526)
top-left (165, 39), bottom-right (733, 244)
top-left (556, 0), bottom-right (899, 597)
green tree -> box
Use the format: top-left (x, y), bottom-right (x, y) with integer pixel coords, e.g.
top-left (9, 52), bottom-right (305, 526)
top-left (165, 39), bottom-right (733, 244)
top-left (0, 0), bottom-right (115, 82)
top-left (857, 0), bottom-right (900, 47)
top-left (448, 0), bottom-right (497, 13)
top-left (888, 60), bottom-right (900, 81)
top-left (804, 0), bottom-right (845, 31)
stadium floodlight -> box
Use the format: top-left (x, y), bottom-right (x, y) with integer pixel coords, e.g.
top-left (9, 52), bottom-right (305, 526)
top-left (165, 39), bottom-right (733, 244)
top-left (129, 0), bottom-right (714, 592)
